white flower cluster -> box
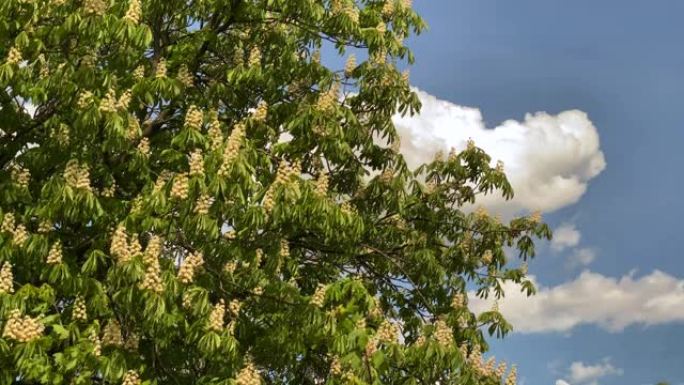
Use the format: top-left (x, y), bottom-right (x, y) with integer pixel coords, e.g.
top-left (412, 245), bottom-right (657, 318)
top-left (46, 241), bottom-right (63, 265)
top-left (481, 249), bottom-right (493, 265)
top-left (2, 214), bottom-right (28, 247)
top-left (5, 47), bottom-right (22, 66)
top-left (248, 47), bottom-right (261, 67)
top-left (382, 1), bottom-right (395, 16)
top-left (279, 239), bottom-right (290, 258)
top-left (12, 224), bottom-right (28, 246)
top-left (331, 0), bottom-right (359, 23)
top-left (207, 113), bottom-right (223, 151)
top-left (38, 219), bottom-right (52, 234)
top-left (340, 201), bottom-right (356, 217)
top-left (329, 356), bottom-right (343, 376)
top-left (344, 55), bottom-right (356, 77)
top-left (228, 299), bottom-right (242, 317)
top-left (73, 296), bottom-right (87, 321)
top-left (451, 293), bottom-right (465, 310)
top-left (505, 365), bottom-right (517, 385)
top-left (11, 165), bottom-right (30, 189)
top-left (529, 210), bottom-right (542, 224)
top-left (177, 65), bottom-right (194, 87)
top-left (81, 54), bottom-right (97, 68)
top-left (184, 105), bottom-right (203, 131)
top-left (194, 194), bottom-right (213, 215)
top-left (495, 362), bottom-right (508, 379)
top-left (316, 83), bottom-right (339, 112)
top-left (170, 173), bottom-right (189, 200)
top-left (365, 337), bottom-right (378, 358)
top-left (133, 65), bottom-right (145, 80)
top-left (468, 344), bottom-right (485, 373)
top-left (90, 333), bottom-right (102, 356)
top-left (252, 102), bottom-right (268, 122)
top-left (314, 171), bottom-right (329, 197)
top-left (235, 361), bottom-right (261, 385)
top-left (155, 58), bottom-right (167, 78)
top-left (310, 284), bottom-right (327, 307)
top-left (123, 0), bottom-right (141, 24)
top-left (0, 213), bottom-right (15, 233)
top-left (178, 252), bottom-right (204, 283)
top-left (208, 300), bottom-right (226, 331)
top-left (152, 171), bottom-right (172, 193)
top-left (117, 90), bottom-right (132, 111)
top-left (263, 161), bottom-right (301, 212)
top-left (218, 123), bottom-right (246, 176)
top-left (2, 310), bottom-right (44, 342)
top-left (137, 137), bottom-right (150, 156)
top-left (64, 160), bottom-right (92, 191)
top-left (485, 357), bottom-right (496, 375)
top-left (83, 0), bottom-right (108, 15)
top-left (122, 370), bottom-right (141, 385)
top-left (371, 50), bottom-right (386, 66)
top-left (110, 225), bottom-right (132, 263)
top-left (401, 69), bottom-right (410, 84)
top-left (102, 319), bottom-right (123, 347)
top-left (0, 262), bottom-right (14, 294)
top-left (253, 249), bottom-right (263, 267)
top-left (99, 88), bottom-right (118, 113)
top-left (376, 21), bottom-right (387, 34)
top-left (377, 319), bottom-right (399, 343)
top-left (368, 298), bottom-right (383, 319)
top-left (101, 183), bottom-right (116, 198)
top-left (223, 261), bottom-right (237, 275)
top-left (189, 149), bottom-right (204, 177)
top-left (52, 124), bottom-right (70, 146)
top-left (77, 91), bottom-right (94, 109)
top-left (470, 348), bottom-right (513, 382)
top-left (433, 319), bottom-right (453, 347)
top-left (124, 332), bottom-right (139, 351)
top-left (139, 236), bottom-right (164, 293)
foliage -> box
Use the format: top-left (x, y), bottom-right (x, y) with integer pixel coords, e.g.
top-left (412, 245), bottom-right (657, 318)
top-left (0, 0), bottom-right (551, 384)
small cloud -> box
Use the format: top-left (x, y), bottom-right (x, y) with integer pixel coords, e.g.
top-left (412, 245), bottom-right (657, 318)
top-left (551, 223), bottom-right (581, 252)
top-left (556, 380), bottom-right (572, 385)
top-left (568, 358), bottom-right (623, 385)
top-left (469, 270), bottom-right (684, 333)
top-left (566, 248), bottom-right (596, 269)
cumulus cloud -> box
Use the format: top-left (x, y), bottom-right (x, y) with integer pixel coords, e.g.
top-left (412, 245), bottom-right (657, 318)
top-left (469, 270), bottom-right (684, 333)
top-left (554, 358), bottom-right (623, 385)
top-left (566, 248), bottom-right (596, 268)
top-left (569, 359), bottom-right (623, 384)
top-left (393, 88), bottom-right (606, 215)
top-left (551, 224), bottom-right (582, 251)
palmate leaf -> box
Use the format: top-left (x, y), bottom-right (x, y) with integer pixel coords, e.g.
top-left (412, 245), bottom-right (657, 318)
top-left (0, 0), bottom-right (549, 384)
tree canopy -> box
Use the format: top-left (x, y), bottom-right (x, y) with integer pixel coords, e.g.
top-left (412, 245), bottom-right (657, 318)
top-left (0, 0), bottom-right (550, 384)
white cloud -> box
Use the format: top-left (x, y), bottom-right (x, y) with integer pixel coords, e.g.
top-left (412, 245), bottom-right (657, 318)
top-left (551, 224), bottom-right (582, 251)
top-left (565, 358), bottom-right (623, 385)
top-left (393, 88), bottom-right (606, 216)
top-left (556, 380), bottom-right (571, 385)
top-left (566, 248), bottom-right (596, 268)
top-left (469, 270), bottom-right (684, 333)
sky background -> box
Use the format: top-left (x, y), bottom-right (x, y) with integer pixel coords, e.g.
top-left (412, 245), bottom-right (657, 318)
top-left (393, 1), bottom-right (683, 384)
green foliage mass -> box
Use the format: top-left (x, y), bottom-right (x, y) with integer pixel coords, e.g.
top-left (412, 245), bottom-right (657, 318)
top-left (0, 0), bottom-right (551, 384)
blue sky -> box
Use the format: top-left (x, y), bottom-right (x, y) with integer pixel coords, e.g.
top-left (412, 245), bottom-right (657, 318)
top-left (398, 1), bottom-right (684, 384)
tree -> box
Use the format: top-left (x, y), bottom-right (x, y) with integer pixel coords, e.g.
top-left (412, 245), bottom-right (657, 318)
top-left (0, 0), bottom-right (551, 384)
